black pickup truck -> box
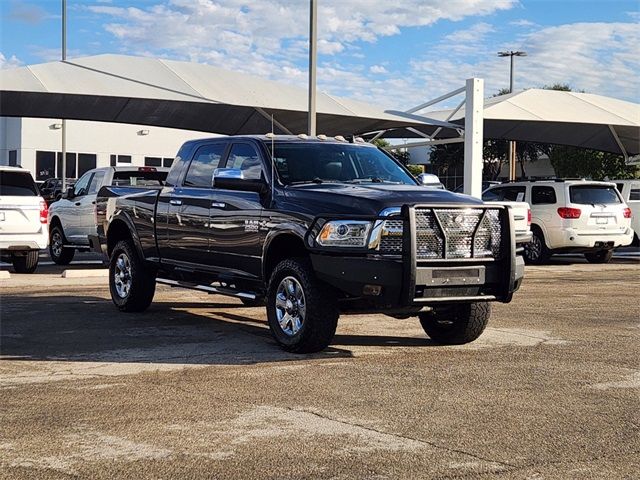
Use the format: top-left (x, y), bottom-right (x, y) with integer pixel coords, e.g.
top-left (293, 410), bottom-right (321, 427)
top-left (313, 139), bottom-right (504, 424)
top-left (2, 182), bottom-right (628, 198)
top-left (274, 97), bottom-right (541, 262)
top-left (94, 135), bottom-right (525, 353)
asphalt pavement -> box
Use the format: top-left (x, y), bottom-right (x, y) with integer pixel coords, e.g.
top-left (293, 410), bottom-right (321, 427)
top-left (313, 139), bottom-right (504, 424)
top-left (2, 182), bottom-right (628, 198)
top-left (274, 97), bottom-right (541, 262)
top-left (0, 256), bottom-right (638, 479)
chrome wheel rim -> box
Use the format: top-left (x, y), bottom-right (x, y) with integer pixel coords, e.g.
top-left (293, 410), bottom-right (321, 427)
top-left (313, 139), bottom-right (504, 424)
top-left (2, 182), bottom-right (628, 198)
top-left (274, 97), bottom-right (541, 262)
top-left (527, 234), bottom-right (541, 260)
top-left (275, 276), bottom-right (306, 336)
top-left (113, 253), bottom-right (132, 298)
top-left (51, 232), bottom-right (63, 257)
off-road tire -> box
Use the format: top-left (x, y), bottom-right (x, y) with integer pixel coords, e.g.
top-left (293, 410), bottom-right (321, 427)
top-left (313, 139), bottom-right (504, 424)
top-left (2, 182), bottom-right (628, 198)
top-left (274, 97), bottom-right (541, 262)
top-left (584, 250), bottom-right (613, 264)
top-left (524, 227), bottom-right (551, 265)
top-left (109, 239), bottom-right (156, 312)
top-left (12, 251), bottom-right (39, 274)
top-left (419, 302), bottom-right (491, 345)
top-left (266, 258), bottom-right (339, 353)
top-left (49, 225), bottom-right (75, 265)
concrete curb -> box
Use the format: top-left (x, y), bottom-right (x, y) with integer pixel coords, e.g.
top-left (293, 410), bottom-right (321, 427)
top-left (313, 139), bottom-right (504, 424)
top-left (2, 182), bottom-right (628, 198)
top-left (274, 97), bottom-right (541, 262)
top-left (62, 269), bottom-right (109, 278)
top-left (0, 270), bottom-right (11, 279)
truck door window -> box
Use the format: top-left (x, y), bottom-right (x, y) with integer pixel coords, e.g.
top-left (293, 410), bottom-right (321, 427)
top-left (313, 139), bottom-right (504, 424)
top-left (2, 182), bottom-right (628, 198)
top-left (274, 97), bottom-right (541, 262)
top-left (225, 144), bottom-right (262, 180)
top-left (184, 144), bottom-right (225, 187)
top-left (73, 172), bottom-right (93, 197)
top-left (88, 171), bottom-right (105, 194)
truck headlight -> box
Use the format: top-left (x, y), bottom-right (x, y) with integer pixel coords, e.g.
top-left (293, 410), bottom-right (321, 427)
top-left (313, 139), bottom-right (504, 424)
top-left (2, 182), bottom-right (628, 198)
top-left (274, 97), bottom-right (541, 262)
top-left (316, 220), bottom-right (372, 247)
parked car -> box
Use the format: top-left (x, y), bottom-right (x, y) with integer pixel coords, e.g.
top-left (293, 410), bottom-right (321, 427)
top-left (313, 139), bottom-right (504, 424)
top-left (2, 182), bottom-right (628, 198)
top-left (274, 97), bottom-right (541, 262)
top-left (613, 179), bottom-right (640, 246)
top-left (454, 180), bottom-right (500, 193)
top-left (0, 166), bottom-right (48, 273)
top-left (39, 178), bottom-right (75, 205)
top-left (48, 166), bottom-right (168, 265)
top-left (93, 135), bottom-right (526, 353)
top-left (483, 179), bottom-right (634, 264)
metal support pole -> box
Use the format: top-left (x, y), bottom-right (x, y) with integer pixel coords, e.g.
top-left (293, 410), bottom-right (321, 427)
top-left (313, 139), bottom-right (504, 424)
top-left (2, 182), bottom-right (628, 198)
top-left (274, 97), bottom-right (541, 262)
top-left (509, 55), bottom-right (514, 94)
top-left (307, 0), bottom-right (317, 136)
top-left (464, 78), bottom-right (484, 198)
top-left (61, 0), bottom-right (67, 191)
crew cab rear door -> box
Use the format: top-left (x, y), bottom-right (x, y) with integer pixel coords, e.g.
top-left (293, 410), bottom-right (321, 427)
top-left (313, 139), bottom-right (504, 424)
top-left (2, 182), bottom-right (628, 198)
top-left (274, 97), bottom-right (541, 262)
top-left (208, 142), bottom-right (266, 279)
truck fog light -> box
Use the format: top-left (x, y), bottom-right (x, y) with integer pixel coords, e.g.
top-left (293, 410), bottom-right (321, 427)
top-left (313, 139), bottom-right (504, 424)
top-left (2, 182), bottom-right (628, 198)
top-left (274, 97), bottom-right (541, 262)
top-left (363, 284), bottom-right (382, 296)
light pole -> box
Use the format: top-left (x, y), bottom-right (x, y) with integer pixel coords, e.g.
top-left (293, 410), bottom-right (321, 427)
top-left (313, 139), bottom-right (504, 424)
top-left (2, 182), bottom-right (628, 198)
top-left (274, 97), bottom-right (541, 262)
top-left (307, 0), bottom-right (317, 136)
top-left (498, 51), bottom-right (526, 180)
top-left (61, 0), bottom-right (67, 191)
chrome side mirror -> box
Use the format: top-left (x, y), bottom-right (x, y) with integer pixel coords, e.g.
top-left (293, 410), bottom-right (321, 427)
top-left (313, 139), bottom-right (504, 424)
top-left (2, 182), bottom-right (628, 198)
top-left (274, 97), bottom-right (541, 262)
top-left (212, 168), bottom-right (265, 193)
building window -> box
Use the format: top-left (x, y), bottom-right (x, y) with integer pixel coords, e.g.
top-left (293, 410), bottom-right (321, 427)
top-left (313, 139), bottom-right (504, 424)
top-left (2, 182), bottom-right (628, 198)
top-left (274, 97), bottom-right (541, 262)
top-left (78, 153), bottom-right (97, 176)
top-left (56, 152), bottom-right (77, 179)
top-left (111, 154), bottom-right (132, 166)
top-left (144, 157), bottom-right (162, 167)
top-left (8, 150), bottom-right (17, 166)
top-left (35, 151), bottom-right (56, 181)
top-left (163, 157), bottom-right (174, 168)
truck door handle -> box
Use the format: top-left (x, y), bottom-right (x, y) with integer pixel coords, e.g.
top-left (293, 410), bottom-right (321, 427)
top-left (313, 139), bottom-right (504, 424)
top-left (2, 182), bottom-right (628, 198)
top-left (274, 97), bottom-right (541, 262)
top-left (169, 199), bottom-right (183, 206)
top-left (75, 202), bottom-right (81, 206)
top-left (211, 202), bottom-right (226, 208)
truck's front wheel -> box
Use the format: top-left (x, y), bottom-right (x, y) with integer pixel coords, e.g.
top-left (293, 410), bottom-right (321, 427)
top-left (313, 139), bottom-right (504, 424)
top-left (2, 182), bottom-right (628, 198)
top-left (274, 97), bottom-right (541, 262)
top-left (266, 258), bottom-right (338, 353)
top-left (109, 240), bottom-right (156, 312)
top-left (419, 302), bottom-right (490, 345)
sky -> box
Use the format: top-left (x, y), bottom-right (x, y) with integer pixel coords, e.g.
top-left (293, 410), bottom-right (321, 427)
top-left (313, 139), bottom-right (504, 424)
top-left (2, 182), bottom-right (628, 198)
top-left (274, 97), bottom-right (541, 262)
top-left (0, 0), bottom-right (638, 109)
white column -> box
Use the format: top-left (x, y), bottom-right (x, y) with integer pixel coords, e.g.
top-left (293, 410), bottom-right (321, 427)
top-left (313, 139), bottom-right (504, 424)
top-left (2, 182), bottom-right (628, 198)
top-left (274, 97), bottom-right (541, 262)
top-left (463, 78), bottom-right (484, 198)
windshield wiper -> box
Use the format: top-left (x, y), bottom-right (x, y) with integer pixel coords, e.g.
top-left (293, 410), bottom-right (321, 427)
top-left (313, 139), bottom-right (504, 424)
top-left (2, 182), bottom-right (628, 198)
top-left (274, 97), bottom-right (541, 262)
top-left (345, 177), bottom-right (400, 184)
top-left (288, 177), bottom-right (340, 185)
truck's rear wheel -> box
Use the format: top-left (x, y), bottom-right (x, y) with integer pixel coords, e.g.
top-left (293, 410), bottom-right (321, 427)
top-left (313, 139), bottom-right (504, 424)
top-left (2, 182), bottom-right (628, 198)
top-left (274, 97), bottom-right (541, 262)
top-left (49, 225), bottom-right (75, 265)
top-left (109, 240), bottom-right (156, 312)
top-left (266, 258), bottom-right (338, 353)
top-left (12, 251), bottom-right (39, 274)
top-left (584, 250), bottom-right (613, 264)
top-left (419, 302), bottom-right (490, 345)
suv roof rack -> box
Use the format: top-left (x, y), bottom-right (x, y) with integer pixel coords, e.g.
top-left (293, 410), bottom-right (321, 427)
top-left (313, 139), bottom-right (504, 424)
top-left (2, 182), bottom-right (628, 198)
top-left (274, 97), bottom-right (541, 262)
top-left (501, 177), bottom-right (589, 183)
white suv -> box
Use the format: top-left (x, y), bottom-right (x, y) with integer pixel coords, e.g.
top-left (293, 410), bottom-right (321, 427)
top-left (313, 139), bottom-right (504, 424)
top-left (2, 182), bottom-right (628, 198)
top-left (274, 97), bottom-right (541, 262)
top-left (483, 180), bottom-right (633, 264)
top-left (613, 179), bottom-right (640, 246)
top-left (0, 167), bottom-right (48, 273)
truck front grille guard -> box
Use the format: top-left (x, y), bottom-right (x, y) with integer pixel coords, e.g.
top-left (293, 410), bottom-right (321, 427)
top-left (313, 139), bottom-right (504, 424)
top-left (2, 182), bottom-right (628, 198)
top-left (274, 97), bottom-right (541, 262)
top-left (400, 204), bottom-right (516, 304)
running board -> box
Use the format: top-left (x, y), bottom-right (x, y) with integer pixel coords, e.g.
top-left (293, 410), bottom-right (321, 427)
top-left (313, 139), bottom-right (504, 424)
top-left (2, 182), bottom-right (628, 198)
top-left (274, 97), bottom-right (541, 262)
top-left (156, 278), bottom-right (257, 300)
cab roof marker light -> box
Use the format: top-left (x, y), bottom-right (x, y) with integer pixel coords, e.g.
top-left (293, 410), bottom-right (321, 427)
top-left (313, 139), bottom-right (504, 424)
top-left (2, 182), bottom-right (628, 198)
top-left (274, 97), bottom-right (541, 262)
top-left (265, 132), bottom-right (275, 138)
top-left (317, 134), bottom-right (327, 140)
top-left (298, 133), bottom-right (308, 139)
top-left (354, 137), bottom-right (365, 143)
top-left (334, 135), bottom-right (346, 142)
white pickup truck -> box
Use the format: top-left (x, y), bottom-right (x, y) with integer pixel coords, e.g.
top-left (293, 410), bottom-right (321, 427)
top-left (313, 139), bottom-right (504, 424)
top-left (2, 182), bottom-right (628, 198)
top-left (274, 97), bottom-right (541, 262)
top-left (48, 166), bottom-right (168, 264)
top-left (0, 166), bottom-right (49, 273)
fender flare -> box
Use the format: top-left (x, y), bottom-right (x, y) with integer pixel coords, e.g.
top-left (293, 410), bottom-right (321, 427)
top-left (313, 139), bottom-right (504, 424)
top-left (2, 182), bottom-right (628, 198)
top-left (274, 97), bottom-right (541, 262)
top-left (107, 211), bottom-right (145, 260)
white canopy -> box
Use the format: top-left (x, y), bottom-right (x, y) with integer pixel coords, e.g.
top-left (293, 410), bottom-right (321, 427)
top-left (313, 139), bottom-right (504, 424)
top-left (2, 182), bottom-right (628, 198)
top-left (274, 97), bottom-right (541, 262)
top-left (0, 54), bottom-right (454, 136)
top-left (385, 89), bottom-right (640, 157)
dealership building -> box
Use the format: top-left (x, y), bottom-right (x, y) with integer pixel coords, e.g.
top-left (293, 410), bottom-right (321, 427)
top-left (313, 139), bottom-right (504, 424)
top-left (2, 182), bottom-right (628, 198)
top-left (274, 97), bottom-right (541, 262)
top-left (0, 116), bottom-right (214, 181)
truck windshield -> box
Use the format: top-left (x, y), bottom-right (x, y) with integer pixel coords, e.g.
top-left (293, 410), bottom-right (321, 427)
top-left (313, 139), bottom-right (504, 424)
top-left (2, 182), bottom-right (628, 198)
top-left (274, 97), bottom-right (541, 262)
top-left (569, 185), bottom-right (621, 205)
top-left (267, 143), bottom-right (417, 185)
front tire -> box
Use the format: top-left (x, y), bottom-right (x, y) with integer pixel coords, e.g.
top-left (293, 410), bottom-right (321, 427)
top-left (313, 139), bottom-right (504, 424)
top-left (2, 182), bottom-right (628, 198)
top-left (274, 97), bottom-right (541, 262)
top-left (49, 225), bottom-right (75, 265)
top-left (266, 258), bottom-right (339, 353)
top-left (109, 240), bottom-right (156, 312)
top-left (524, 227), bottom-right (551, 264)
top-left (584, 250), bottom-right (613, 264)
top-left (419, 302), bottom-right (491, 345)
top-left (12, 251), bottom-right (39, 274)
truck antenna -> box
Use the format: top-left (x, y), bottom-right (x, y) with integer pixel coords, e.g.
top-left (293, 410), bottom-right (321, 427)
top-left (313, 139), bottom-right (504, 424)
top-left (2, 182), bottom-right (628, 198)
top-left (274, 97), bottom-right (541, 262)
top-left (271, 115), bottom-right (276, 205)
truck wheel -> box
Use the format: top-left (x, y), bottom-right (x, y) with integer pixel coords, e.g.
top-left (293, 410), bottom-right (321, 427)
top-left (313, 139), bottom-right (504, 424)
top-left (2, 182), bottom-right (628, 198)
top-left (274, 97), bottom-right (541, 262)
top-left (109, 240), bottom-right (156, 312)
top-left (419, 302), bottom-right (491, 345)
top-left (12, 251), bottom-right (39, 274)
top-left (266, 258), bottom-right (339, 353)
top-left (524, 227), bottom-right (550, 264)
top-left (49, 226), bottom-right (75, 265)
top-left (584, 250), bottom-right (613, 264)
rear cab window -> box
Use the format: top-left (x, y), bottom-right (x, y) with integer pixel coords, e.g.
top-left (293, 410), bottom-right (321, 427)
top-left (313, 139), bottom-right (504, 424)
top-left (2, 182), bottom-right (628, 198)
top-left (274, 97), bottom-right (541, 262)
top-left (569, 185), bottom-right (621, 205)
top-left (0, 170), bottom-right (38, 196)
top-left (112, 169), bottom-right (168, 187)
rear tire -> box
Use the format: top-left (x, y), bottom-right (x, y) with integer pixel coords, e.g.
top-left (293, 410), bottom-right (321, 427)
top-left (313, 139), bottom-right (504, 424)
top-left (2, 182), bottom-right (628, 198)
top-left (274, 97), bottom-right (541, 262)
top-left (49, 225), bottom-right (75, 265)
top-left (109, 239), bottom-right (156, 312)
top-left (419, 302), bottom-right (491, 345)
top-left (584, 250), bottom-right (613, 264)
top-left (524, 227), bottom-right (551, 264)
top-left (266, 258), bottom-right (339, 353)
top-left (12, 251), bottom-right (39, 274)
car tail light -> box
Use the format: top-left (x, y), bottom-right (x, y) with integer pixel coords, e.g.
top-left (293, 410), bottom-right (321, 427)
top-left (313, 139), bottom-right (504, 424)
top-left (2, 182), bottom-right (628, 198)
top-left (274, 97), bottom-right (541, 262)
top-left (557, 207), bottom-right (581, 219)
top-left (527, 209), bottom-right (532, 225)
top-left (39, 200), bottom-right (49, 224)
top-left (623, 207), bottom-right (632, 219)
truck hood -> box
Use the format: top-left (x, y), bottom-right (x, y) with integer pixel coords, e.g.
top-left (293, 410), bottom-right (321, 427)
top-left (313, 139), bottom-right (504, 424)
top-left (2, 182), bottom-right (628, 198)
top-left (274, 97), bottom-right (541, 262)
top-left (282, 183), bottom-right (483, 216)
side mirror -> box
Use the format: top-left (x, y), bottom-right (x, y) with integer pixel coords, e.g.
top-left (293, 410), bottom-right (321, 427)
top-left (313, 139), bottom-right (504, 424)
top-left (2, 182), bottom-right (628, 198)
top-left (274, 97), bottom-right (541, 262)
top-left (417, 173), bottom-right (445, 189)
top-left (212, 168), bottom-right (266, 193)
top-left (63, 186), bottom-right (75, 199)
